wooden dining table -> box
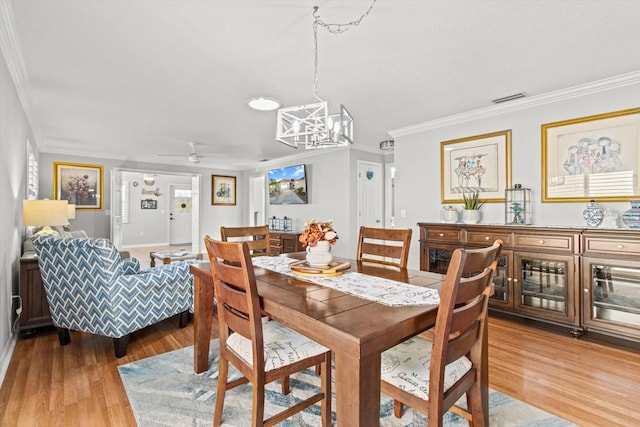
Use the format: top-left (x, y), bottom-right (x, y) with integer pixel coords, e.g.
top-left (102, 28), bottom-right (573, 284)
top-left (189, 255), bottom-right (488, 426)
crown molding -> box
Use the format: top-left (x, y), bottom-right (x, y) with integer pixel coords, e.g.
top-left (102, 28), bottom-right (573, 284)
top-left (0, 1), bottom-right (40, 146)
top-left (389, 70), bottom-right (640, 138)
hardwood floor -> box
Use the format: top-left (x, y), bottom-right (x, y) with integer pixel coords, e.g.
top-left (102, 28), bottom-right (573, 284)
top-left (2, 246), bottom-right (640, 426)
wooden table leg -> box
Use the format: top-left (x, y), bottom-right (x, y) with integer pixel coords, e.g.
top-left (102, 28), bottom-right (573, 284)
top-left (150, 252), bottom-right (156, 267)
top-left (335, 350), bottom-right (381, 427)
top-left (193, 273), bottom-right (214, 373)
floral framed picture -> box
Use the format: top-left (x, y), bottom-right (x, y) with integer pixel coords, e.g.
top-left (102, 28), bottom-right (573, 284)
top-left (54, 162), bottom-right (104, 210)
top-left (441, 130), bottom-right (512, 204)
top-left (542, 107), bottom-right (640, 202)
top-left (141, 199), bottom-right (157, 209)
top-left (212, 175), bottom-right (236, 206)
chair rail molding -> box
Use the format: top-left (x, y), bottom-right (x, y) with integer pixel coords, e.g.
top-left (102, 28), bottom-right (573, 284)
top-left (389, 70), bottom-right (640, 137)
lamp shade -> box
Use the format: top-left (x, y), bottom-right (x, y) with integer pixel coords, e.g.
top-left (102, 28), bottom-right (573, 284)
top-left (23, 200), bottom-right (69, 227)
top-left (67, 204), bottom-right (76, 219)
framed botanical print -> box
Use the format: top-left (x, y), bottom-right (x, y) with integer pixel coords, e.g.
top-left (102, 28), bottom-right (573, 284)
top-left (53, 162), bottom-right (104, 210)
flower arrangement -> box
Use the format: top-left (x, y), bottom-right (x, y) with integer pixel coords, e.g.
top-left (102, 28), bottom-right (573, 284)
top-left (298, 219), bottom-right (338, 247)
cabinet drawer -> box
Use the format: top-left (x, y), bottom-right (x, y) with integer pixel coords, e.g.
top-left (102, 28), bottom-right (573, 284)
top-left (466, 231), bottom-right (512, 246)
top-left (583, 237), bottom-right (640, 256)
top-left (426, 229), bottom-right (461, 242)
top-left (514, 234), bottom-right (574, 251)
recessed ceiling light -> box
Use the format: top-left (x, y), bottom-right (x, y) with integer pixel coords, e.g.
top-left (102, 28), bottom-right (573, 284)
top-left (247, 97), bottom-right (281, 111)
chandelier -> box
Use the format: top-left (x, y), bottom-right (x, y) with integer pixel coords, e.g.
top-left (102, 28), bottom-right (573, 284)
top-left (276, 2), bottom-right (376, 149)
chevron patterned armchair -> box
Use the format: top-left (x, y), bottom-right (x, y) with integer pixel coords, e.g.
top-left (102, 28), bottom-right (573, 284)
top-left (32, 236), bottom-right (194, 358)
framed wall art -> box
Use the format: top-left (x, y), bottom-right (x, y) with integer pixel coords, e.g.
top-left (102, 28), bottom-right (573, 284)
top-left (542, 107), bottom-right (640, 202)
top-left (441, 129), bottom-right (512, 204)
top-left (212, 175), bottom-right (236, 206)
top-left (54, 162), bottom-right (104, 210)
top-left (141, 199), bottom-right (157, 209)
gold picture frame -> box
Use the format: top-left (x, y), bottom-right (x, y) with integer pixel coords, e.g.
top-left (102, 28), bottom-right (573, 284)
top-left (212, 175), bottom-right (236, 206)
top-left (53, 161), bottom-right (104, 210)
top-left (441, 129), bottom-right (512, 204)
top-left (542, 107), bottom-right (640, 202)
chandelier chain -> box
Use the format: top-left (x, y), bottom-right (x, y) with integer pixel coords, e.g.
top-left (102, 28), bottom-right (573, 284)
top-left (312, 0), bottom-right (377, 100)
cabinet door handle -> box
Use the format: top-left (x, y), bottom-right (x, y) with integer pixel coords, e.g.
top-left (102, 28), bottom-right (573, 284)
top-left (485, 236), bottom-right (490, 241)
top-left (617, 244), bottom-right (624, 249)
top-left (584, 288), bottom-right (590, 293)
top-left (439, 233), bottom-right (444, 237)
top-left (507, 277), bottom-right (512, 282)
top-left (513, 278), bottom-right (518, 283)
top-left (539, 240), bottom-right (545, 244)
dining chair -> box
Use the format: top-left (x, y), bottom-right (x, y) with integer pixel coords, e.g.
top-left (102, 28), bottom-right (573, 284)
top-left (220, 225), bottom-right (271, 257)
top-left (204, 236), bottom-right (332, 427)
top-left (356, 226), bottom-right (412, 269)
top-left (380, 239), bottom-right (502, 427)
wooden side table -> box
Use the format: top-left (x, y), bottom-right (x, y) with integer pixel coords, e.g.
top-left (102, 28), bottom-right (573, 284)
top-left (150, 250), bottom-right (204, 267)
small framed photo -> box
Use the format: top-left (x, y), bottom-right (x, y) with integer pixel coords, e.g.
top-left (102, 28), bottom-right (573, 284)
top-left (141, 199), bottom-right (157, 209)
top-left (441, 130), bottom-right (512, 204)
top-left (542, 107), bottom-right (640, 202)
top-left (212, 175), bottom-right (236, 206)
top-left (54, 162), bottom-right (104, 210)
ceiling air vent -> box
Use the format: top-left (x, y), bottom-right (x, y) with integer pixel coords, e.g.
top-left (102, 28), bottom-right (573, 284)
top-left (492, 92), bottom-right (527, 104)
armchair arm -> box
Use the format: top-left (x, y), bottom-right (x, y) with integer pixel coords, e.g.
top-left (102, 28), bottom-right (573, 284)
top-left (121, 257), bottom-right (141, 275)
top-left (112, 261), bottom-right (194, 331)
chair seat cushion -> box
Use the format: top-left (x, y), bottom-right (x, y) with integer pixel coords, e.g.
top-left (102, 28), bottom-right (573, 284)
top-left (381, 336), bottom-right (471, 401)
top-left (227, 320), bottom-right (328, 371)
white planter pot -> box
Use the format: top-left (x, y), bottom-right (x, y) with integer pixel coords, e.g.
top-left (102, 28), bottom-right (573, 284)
top-left (462, 209), bottom-right (480, 224)
top-left (306, 240), bottom-right (333, 267)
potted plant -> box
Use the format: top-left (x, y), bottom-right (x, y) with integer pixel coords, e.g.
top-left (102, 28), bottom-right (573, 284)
top-left (462, 190), bottom-right (483, 224)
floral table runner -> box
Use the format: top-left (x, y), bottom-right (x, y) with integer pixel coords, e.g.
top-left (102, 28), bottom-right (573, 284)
top-left (252, 256), bottom-right (440, 307)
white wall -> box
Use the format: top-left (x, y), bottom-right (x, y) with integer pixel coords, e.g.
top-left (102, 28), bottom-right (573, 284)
top-left (393, 78), bottom-right (640, 270)
top-left (38, 153), bottom-right (243, 250)
top-left (0, 45), bottom-right (31, 384)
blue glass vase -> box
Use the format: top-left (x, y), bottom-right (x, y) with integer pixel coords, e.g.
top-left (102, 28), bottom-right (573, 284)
top-left (622, 200), bottom-right (640, 229)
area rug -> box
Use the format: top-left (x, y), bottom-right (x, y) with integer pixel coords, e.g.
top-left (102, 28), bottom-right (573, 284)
top-left (118, 340), bottom-right (575, 426)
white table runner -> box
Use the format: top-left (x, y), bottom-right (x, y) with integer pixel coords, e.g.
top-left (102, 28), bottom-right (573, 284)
top-left (252, 256), bottom-right (440, 307)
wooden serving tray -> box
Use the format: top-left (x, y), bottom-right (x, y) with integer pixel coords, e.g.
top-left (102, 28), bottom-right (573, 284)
top-left (289, 259), bottom-right (352, 276)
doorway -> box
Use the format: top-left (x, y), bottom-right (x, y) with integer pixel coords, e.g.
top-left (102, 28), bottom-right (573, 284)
top-left (249, 175), bottom-right (266, 226)
top-left (110, 168), bottom-right (200, 251)
top-left (357, 160), bottom-right (384, 229)
top-left (169, 184), bottom-right (193, 246)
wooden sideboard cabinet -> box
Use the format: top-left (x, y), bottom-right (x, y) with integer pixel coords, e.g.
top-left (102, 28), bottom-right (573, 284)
top-left (19, 254), bottom-right (53, 332)
top-left (419, 223), bottom-right (582, 336)
top-left (581, 229), bottom-right (640, 342)
top-left (269, 231), bottom-right (303, 255)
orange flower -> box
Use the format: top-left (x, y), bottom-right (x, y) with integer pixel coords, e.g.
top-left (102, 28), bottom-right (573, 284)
top-left (298, 220), bottom-right (339, 247)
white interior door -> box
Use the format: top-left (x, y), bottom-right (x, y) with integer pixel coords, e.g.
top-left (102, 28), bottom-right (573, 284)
top-left (385, 164), bottom-right (396, 228)
top-left (249, 175), bottom-right (266, 226)
top-left (357, 161), bottom-right (383, 229)
top-left (169, 184), bottom-right (193, 246)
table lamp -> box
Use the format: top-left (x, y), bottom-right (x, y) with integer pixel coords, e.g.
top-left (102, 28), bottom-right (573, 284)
top-left (23, 199), bottom-right (69, 236)
top-left (67, 204), bottom-right (76, 220)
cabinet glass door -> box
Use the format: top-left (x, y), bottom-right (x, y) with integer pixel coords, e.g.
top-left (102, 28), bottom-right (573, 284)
top-left (428, 247), bottom-right (454, 274)
top-left (589, 264), bottom-right (640, 327)
top-left (490, 252), bottom-right (510, 306)
top-left (515, 253), bottom-right (572, 318)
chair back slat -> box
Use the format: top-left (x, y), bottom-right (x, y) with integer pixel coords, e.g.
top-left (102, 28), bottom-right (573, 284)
top-left (220, 225), bottom-right (271, 257)
top-left (204, 236), bottom-right (264, 362)
top-left (428, 240), bottom-right (502, 414)
top-left (356, 226), bottom-right (412, 268)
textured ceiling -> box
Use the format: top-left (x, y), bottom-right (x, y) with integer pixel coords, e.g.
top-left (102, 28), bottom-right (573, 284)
top-left (7, 0), bottom-right (640, 169)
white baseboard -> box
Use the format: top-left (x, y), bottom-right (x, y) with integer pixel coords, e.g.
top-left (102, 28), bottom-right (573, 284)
top-left (121, 242), bottom-right (169, 249)
top-left (0, 335), bottom-right (17, 389)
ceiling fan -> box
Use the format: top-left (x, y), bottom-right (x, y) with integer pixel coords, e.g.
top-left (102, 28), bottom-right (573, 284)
top-left (156, 142), bottom-right (209, 164)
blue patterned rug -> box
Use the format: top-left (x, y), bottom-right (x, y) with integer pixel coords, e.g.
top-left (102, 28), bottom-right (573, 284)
top-left (118, 340), bottom-right (574, 426)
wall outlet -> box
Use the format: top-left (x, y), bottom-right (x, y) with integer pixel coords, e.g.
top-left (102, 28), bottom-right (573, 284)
top-left (400, 209), bottom-right (407, 218)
